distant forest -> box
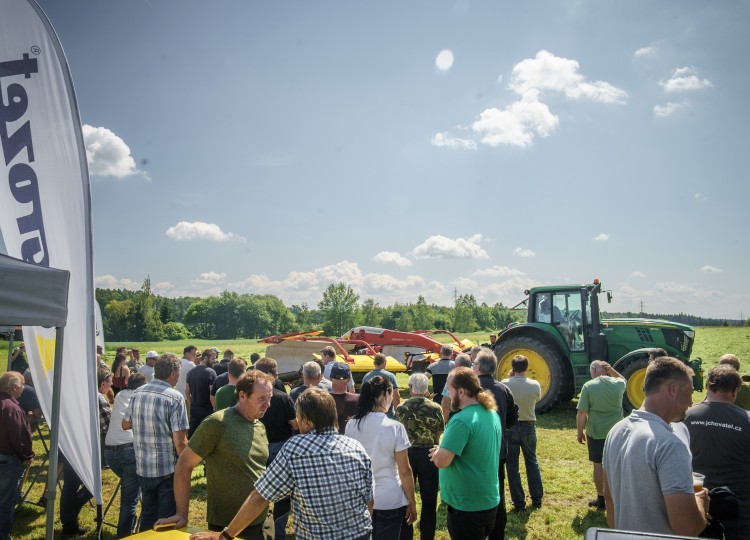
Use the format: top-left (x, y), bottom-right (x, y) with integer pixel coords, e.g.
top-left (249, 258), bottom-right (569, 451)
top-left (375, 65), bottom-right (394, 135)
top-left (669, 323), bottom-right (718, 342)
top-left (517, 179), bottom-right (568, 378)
top-left (95, 279), bottom-right (747, 342)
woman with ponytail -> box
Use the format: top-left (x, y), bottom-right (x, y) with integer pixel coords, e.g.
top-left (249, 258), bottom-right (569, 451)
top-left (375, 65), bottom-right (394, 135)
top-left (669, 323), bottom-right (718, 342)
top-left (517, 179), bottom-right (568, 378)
top-left (345, 376), bottom-right (417, 539)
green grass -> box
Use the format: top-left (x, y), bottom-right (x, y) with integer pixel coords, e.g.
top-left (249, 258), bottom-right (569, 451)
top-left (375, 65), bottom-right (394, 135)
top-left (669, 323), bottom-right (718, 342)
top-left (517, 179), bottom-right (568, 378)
top-left (2, 326), bottom-right (749, 539)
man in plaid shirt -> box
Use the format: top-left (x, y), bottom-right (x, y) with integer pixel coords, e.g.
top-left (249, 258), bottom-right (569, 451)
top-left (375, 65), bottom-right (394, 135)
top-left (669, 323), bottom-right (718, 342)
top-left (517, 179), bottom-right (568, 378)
top-left (189, 387), bottom-right (373, 540)
top-left (123, 353), bottom-right (188, 531)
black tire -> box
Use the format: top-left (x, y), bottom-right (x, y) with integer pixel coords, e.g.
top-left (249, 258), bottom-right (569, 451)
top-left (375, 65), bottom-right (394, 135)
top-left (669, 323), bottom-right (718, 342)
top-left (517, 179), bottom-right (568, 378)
top-left (621, 357), bottom-right (649, 413)
top-left (493, 335), bottom-right (568, 413)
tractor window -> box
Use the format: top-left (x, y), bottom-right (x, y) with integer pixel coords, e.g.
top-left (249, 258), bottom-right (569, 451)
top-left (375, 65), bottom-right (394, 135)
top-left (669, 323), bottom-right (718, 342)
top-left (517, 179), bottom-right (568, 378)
top-left (553, 292), bottom-right (584, 351)
top-left (534, 293), bottom-right (552, 323)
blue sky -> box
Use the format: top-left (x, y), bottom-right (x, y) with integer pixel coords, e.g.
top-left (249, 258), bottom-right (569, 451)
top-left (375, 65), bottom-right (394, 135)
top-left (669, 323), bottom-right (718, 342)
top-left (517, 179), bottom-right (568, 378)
top-left (9, 0), bottom-right (748, 319)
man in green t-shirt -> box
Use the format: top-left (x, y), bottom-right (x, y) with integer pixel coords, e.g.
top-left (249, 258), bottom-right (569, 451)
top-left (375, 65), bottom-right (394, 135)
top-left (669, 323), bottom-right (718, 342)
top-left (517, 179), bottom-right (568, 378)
top-left (155, 371), bottom-right (276, 539)
top-left (430, 367), bottom-right (501, 539)
top-left (576, 360), bottom-right (626, 511)
top-left (214, 358), bottom-right (248, 411)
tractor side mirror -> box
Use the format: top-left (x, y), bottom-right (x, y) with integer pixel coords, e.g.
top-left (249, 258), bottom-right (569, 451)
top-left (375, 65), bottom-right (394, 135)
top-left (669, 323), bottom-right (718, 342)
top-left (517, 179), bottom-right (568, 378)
top-left (606, 290), bottom-right (613, 303)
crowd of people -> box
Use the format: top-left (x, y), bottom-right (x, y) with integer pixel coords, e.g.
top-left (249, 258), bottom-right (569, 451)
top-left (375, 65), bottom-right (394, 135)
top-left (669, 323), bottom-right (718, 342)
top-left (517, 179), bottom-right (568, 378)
top-left (1, 340), bottom-right (749, 540)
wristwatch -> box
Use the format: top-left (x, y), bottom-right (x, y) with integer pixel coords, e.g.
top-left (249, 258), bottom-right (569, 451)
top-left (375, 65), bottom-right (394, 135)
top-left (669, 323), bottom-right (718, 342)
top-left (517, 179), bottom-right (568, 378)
top-left (220, 527), bottom-right (234, 540)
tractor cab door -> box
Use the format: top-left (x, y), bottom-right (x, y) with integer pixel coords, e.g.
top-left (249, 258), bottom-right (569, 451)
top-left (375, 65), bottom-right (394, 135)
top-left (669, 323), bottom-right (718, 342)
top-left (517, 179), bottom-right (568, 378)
top-left (536, 291), bottom-right (588, 352)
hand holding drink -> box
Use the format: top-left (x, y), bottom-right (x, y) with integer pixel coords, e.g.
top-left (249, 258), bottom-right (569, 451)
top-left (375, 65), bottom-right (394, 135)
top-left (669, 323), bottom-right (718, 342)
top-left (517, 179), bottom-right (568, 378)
top-left (692, 472), bottom-right (705, 493)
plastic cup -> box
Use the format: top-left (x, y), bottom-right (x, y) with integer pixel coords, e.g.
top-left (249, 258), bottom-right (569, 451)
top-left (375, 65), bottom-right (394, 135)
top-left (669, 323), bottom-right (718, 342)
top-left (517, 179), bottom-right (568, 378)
top-left (692, 472), bottom-right (705, 493)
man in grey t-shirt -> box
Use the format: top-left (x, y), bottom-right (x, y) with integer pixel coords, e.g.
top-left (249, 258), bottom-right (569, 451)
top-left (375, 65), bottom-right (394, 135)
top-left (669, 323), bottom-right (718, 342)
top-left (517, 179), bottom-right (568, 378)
top-left (603, 357), bottom-right (709, 536)
top-left (426, 345), bottom-right (455, 404)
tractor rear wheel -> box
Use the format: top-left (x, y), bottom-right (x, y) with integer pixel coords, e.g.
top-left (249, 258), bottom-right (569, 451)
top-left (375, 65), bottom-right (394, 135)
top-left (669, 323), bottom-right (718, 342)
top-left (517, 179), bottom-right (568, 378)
top-left (622, 358), bottom-right (649, 412)
top-left (493, 336), bottom-right (567, 413)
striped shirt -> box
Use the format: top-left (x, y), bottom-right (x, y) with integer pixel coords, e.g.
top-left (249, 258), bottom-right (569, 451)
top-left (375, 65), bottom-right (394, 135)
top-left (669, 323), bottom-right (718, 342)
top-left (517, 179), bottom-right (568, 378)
top-left (124, 379), bottom-right (188, 478)
top-left (254, 428), bottom-right (373, 540)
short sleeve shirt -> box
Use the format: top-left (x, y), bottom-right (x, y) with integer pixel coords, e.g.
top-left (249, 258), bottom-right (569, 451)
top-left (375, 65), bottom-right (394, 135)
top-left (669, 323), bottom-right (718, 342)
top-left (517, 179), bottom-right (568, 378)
top-left (213, 384), bottom-right (237, 411)
top-left (577, 376), bottom-right (626, 439)
top-left (189, 407), bottom-right (269, 527)
top-left (254, 429), bottom-right (373, 540)
top-left (439, 403), bottom-right (501, 512)
top-left (396, 397), bottom-right (444, 447)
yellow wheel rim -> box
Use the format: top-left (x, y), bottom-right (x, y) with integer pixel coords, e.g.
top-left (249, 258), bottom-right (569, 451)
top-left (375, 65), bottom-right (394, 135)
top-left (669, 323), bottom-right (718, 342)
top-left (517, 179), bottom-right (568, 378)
top-left (496, 347), bottom-right (551, 399)
top-left (626, 367), bottom-right (647, 409)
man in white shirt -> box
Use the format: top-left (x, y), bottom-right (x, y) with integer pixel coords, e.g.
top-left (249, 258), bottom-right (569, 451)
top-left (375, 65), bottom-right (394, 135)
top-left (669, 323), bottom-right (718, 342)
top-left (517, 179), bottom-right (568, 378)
top-left (175, 345), bottom-right (197, 398)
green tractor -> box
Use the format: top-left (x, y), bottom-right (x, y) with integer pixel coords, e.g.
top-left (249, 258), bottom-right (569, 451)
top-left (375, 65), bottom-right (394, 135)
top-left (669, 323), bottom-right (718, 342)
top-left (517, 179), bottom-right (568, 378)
top-left (491, 279), bottom-right (703, 413)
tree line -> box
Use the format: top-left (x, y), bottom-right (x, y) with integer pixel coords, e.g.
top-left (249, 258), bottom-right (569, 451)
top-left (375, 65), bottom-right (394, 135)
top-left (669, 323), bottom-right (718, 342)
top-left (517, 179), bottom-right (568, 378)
top-left (95, 280), bottom-right (523, 342)
top-left (96, 279), bottom-right (744, 343)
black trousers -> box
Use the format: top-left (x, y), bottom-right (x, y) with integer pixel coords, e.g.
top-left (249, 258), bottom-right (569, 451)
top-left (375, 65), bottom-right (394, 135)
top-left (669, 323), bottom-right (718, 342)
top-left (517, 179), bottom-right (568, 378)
top-left (446, 504), bottom-right (498, 540)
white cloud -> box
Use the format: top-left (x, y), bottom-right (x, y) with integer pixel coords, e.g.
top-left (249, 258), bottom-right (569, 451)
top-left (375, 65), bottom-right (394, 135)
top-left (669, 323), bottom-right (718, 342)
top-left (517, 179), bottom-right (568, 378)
top-left (82, 124), bottom-right (148, 179)
top-left (653, 101), bottom-right (686, 118)
top-left (514, 247), bottom-right (536, 257)
top-left (95, 274), bottom-right (140, 290)
top-left (439, 50), bottom-right (627, 150)
top-left (695, 193), bottom-right (707, 201)
top-left (509, 50), bottom-right (628, 104)
top-left (472, 265), bottom-right (525, 278)
top-left (430, 132), bottom-right (477, 150)
top-left (452, 277), bottom-right (478, 290)
top-left (630, 271), bottom-right (646, 278)
top-left (634, 45), bottom-right (657, 58)
top-left (373, 251), bottom-right (412, 266)
top-left (700, 265), bottom-right (723, 273)
top-left (194, 271), bottom-right (227, 284)
top-left (480, 277), bottom-right (538, 304)
top-left (471, 92), bottom-right (559, 148)
top-left (413, 234), bottom-right (488, 259)
top-left (153, 281), bottom-right (175, 294)
top-left (364, 273), bottom-right (426, 292)
top-left (165, 221), bottom-right (246, 242)
top-left (660, 66), bottom-right (713, 93)
top-left (593, 233), bottom-right (610, 242)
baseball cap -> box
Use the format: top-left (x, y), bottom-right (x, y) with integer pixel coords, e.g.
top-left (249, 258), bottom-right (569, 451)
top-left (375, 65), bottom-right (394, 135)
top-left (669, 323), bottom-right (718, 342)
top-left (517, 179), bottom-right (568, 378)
top-left (209, 347), bottom-right (221, 354)
top-left (330, 362), bottom-right (352, 380)
top-left (145, 350), bottom-right (159, 359)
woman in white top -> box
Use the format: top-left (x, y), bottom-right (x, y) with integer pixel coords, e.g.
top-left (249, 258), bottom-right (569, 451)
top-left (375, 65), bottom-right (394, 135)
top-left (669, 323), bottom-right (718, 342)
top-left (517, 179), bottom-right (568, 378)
top-left (345, 376), bottom-right (417, 540)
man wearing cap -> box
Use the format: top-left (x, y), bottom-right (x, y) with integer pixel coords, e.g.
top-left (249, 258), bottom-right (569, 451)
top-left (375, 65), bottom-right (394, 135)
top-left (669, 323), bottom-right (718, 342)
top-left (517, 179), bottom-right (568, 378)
top-left (321, 346), bottom-right (355, 393)
top-left (330, 362), bottom-right (359, 434)
top-left (362, 352), bottom-right (400, 417)
top-left (140, 351), bottom-right (158, 383)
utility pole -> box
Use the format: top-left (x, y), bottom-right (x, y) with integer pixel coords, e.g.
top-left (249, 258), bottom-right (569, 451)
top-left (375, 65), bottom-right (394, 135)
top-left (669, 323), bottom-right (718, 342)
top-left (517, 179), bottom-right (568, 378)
top-left (453, 287), bottom-right (458, 305)
top-left (639, 300), bottom-right (645, 316)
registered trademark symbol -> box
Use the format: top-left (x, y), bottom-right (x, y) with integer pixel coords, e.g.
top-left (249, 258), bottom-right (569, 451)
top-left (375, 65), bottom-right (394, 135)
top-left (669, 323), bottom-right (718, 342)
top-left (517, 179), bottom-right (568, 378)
top-left (30, 46), bottom-right (41, 55)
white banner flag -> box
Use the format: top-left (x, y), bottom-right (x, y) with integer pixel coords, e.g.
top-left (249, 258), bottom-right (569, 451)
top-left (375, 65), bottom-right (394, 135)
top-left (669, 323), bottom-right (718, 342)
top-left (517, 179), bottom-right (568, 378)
top-left (0, 0), bottom-right (101, 504)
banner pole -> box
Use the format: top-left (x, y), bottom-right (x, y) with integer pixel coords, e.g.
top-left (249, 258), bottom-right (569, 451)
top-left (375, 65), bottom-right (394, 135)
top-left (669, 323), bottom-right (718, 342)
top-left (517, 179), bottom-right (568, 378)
top-left (44, 326), bottom-right (65, 540)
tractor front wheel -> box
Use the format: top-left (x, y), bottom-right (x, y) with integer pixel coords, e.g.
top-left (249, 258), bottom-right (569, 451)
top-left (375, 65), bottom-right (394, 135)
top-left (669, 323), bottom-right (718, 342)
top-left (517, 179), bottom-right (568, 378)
top-left (622, 358), bottom-right (649, 412)
top-left (493, 336), bottom-right (566, 413)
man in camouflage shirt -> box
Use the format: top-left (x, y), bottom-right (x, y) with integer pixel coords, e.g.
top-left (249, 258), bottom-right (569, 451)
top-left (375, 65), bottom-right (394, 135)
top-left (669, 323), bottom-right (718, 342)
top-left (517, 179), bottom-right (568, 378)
top-left (396, 373), bottom-right (445, 540)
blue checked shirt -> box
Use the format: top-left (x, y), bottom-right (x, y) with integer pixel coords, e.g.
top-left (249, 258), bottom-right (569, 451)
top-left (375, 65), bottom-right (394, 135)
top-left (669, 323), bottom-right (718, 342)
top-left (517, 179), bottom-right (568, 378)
top-left (124, 379), bottom-right (188, 478)
top-left (254, 428), bottom-right (373, 540)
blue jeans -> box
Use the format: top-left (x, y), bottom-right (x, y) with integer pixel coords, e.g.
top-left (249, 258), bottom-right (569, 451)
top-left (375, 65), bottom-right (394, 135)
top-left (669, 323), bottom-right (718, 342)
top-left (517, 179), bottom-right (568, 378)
top-left (105, 445), bottom-right (140, 538)
top-left (0, 454), bottom-right (24, 540)
top-left (268, 441), bottom-right (290, 540)
top-left (138, 473), bottom-right (176, 531)
top-left (373, 505), bottom-right (406, 540)
top-left (506, 423), bottom-right (543, 508)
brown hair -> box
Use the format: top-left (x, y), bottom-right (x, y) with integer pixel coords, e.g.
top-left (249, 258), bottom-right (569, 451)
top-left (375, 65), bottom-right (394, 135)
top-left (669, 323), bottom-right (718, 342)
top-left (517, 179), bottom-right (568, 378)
top-left (719, 354), bottom-right (741, 371)
top-left (228, 357), bottom-right (247, 378)
top-left (373, 352), bottom-right (386, 366)
top-left (254, 357), bottom-right (278, 375)
top-left (295, 387), bottom-right (338, 432)
top-left (511, 354), bottom-right (529, 373)
top-left (154, 353), bottom-right (181, 380)
top-left (643, 357), bottom-right (693, 395)
top-left (706, 365), bottom-right (741, 394)
top-left (450, 367), bottom-right (497, 411)
top-left (235, 371), bottom-right (274, 396)
top-left (320, 346), bottom-right (337, 360)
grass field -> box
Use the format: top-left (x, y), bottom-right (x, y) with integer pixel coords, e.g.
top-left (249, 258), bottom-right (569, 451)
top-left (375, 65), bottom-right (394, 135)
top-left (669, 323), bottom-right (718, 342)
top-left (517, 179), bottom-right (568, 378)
top-left (2, 326), bottom-right (749, 539)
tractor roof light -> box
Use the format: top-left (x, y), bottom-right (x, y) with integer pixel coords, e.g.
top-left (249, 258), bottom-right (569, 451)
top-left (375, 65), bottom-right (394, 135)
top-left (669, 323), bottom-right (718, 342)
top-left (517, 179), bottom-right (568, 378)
top-left (593, 278), bottom-right (600, 284)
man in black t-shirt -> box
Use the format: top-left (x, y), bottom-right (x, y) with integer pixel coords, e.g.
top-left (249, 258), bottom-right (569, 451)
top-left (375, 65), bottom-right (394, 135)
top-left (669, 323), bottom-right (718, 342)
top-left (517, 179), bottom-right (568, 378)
top-left (186, 350), bottom-right (217, 437)
top-left (686, 365), bottom-right (750, 540)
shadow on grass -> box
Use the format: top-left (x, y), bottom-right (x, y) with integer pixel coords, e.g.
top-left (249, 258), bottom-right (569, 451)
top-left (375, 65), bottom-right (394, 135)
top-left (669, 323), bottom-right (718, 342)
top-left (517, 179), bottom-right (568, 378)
top-left (572, 509), bottom-right (609, 535)
top-left (536, 400), bottom-right (578, 431)
top-left (506, 504), bottom-right (534, 539)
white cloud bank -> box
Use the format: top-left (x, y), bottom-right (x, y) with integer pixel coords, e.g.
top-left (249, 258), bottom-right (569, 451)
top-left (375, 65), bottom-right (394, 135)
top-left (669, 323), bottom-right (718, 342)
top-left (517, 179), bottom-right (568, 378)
top-left (165, 221), bottom-right (246, 242)
top-left (700, 265), bottom-right (723, 273)
top-left (473, 265), bottom-right (525, 278)
top-left (593, 233), bottom-right (610, 242)
top-left (412, 234), bottom-right (488, 259)
top-left (653, 101), bottom-right (686, 118)
top-left (660, 67), bottom-right (713, 93)
top-left (373, 251), bottom-right (412, 266)
top-left (434, 50), bottom-right (627, 149)
top-left (514, 247), bottom-right (535, 257)
top-left (634, 45), bottom-right (657, 58)
top-left (95, 274), bottom-right (140, 290)
top-left (83, 124), bottom-right (148, 179)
